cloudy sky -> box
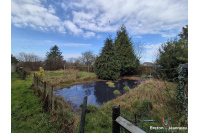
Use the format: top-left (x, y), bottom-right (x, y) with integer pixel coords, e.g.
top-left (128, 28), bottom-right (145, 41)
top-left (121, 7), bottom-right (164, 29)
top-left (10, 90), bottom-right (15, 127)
top-left (11, 0), bottom-right (188, 63)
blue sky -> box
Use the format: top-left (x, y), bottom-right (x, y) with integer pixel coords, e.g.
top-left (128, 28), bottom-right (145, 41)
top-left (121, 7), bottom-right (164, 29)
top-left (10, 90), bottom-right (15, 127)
top-left (11, 0), bottom-right (188, 63)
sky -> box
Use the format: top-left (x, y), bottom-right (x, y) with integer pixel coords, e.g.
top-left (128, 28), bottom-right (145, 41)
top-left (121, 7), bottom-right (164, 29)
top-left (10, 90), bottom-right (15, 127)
top-left (11, 0), bottom-right (188, 63)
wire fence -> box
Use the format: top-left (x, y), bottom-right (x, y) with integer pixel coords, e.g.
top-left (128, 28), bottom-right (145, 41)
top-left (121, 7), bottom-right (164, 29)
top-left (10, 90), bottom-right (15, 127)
top-left (32, 72), bottom-right (88, 133)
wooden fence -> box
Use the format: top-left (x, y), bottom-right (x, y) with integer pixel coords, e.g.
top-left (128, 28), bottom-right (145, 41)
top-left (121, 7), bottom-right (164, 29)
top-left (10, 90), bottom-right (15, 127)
top-left (112, 106), bottom-right (155, 133)
top-left (33, 73), bottom-right (88, 133)
top-left (33, 73), bottom-right (57, 111)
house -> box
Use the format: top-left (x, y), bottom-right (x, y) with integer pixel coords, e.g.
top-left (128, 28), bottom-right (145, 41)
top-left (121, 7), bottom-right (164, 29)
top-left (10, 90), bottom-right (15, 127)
top-left (142, 62), bottom-right (154, 67)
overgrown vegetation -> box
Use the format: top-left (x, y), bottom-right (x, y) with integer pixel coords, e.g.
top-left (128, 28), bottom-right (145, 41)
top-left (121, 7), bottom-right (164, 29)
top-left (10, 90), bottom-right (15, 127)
top-left (43, 69), bottom-right (97, 88)
top-left (35, 67), bottom-right (45, 82)
top-left (155, 25), bottom-right (188, 81)
top-left (11, 72), bottom-right (79, 132)
top-left (85, 79), bottom-right (187, 132)
top-left (175, 65), bottom-right (188, 126)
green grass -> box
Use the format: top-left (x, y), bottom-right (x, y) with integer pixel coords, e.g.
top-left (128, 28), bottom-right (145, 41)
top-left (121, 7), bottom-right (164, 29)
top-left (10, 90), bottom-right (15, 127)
top-left (11, 73), bottom-right (54, 132)
top-left (11, 72), bottom-right (78, 133)
top-left (84, 79), bottom-right (188, 133)
top-left (43, 70), bottom-right (97, 89)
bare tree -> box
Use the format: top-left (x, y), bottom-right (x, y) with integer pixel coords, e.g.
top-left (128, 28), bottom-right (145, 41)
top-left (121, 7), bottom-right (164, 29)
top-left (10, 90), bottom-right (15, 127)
top-left (133, 41), bottom-right (145, 60)
top-left (80, 50), bottom-right (96, 66)
top-left (68, 57), bottom-right (75, 66)
top-left (16, 52), bottom-right (43, 70)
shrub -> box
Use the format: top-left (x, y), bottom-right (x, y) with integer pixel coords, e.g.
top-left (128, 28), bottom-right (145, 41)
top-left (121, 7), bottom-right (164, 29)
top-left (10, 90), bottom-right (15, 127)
top-left (24, 67), bottom-right (31, 76)
top-left (86, 105), bottom-right (98, 113)
top-left (35, 67), bottom-right (45, 82)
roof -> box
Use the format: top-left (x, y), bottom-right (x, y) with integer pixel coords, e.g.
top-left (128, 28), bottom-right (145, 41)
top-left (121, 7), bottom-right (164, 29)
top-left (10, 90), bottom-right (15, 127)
top-left (181, 63), bottom-right (188, 69)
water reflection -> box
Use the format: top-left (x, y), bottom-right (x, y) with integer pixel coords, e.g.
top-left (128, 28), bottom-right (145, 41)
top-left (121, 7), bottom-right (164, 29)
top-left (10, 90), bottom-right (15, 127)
top-left (54, 79), bottom-right (140, 109)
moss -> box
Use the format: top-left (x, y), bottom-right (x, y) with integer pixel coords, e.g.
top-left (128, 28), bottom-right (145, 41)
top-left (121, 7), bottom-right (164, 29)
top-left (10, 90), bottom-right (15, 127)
top-left (113, 90), bottom-right (121, 95)
top-left (123, 85), bottom-right (130, 91)
top-left (106, 82), bottom-right (115, 87)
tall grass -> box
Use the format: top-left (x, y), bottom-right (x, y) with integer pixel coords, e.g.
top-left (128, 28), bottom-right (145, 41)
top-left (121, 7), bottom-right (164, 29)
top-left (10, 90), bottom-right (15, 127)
top-left (43, 69), bottom-right (97, 88)
top-left (11, 72), bottom-right (79, 133)
top-left (84, 79), bottom-right (187, 133)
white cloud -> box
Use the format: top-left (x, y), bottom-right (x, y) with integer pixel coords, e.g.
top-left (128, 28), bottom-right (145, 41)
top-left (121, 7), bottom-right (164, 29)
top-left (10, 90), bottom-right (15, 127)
top-left (11, 0), bottom-right (63, 32)
top-left (62, 53), bottom-right (82, 60)
top-left (83, 31), bottom-right (95, 38)
top-left (69, 0), bottom-right (188, 37)
top-left (141, 43), bottom-right (162, 62)
top-left (133, 36), bottom-right (142, 38)
top-left (63, 20), bottom-right (83, 35)
top-left (11, 0), bottom-right (188, 38)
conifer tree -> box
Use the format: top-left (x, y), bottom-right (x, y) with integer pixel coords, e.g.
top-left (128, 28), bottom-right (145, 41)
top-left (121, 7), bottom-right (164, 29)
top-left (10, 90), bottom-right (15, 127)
top-left (45, 45), bottom-right (64, 70)
top-left (114, 24), bottom-right (138, 75)
top-left (94, 36), bottom-right (121, 80)
top-left (155, 25), bottom-right (188, 80)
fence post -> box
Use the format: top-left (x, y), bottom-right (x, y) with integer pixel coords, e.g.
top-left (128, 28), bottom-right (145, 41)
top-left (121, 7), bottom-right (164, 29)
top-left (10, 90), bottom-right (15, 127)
top-left (112, 106), bottom-right (120, 133)
top-left (33, 73), bottom-right (35, 84)
top-left (36, 75), bottom-right (39, 86)
top-left (44, 81), bottom-right (46, 98)
top-left (79, 96), bottom-right (88, 133)
top-left (51, 85), bottom-right (54, 110)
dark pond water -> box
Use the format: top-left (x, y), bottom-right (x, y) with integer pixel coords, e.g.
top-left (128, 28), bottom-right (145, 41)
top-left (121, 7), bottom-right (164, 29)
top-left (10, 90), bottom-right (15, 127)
top-left (54, 79), bottom-right (142, 109)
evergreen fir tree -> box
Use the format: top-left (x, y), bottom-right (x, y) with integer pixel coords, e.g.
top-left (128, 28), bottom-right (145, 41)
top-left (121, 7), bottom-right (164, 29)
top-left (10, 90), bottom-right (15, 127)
top-left (45, 45), bottom-right (64, 70)
top-left (114, 24), bottom-right (138, 75)
top-left (94, 36), bottom-right (121, 80)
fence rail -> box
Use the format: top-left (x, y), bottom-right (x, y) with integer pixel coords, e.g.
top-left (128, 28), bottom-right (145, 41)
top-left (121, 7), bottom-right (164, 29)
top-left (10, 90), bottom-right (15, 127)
top-left (112, 106), bottom-right (155, 133)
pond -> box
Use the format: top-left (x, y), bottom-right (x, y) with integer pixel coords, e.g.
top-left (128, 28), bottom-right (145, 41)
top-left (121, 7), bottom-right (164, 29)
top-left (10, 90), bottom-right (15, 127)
top-left (54, 79), bottom-right (142, 109)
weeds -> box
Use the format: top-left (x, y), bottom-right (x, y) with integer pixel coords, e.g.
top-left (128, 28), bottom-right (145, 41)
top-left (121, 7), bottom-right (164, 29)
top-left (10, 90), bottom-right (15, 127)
top-left (44, 69), bottom-right (97, 89)
top-left (11, 72), bottom-right (79, 133)
top-left (84, 78), bottom-right (186, 133)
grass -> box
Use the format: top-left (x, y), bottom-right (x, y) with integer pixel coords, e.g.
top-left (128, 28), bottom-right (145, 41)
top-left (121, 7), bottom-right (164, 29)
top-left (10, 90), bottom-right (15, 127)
top-left (11, 72), bottom-right (79, 133)
top-left (43, 69), bottom-right (97, 89)
top-left (84, 79), bottom-right (188, 133)
top-left (106, 81), bottom-right (115, 87)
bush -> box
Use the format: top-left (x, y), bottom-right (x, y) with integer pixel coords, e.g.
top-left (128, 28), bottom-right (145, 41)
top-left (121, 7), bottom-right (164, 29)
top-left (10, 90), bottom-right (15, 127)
top-left (24, 67), bottom-right (31, 76)
top-left (35, 67), bottom-right (45, 82)
top-left (86, 105), bottom-right (98, 113)
top-left (155, 25), bottom-right (188, 81)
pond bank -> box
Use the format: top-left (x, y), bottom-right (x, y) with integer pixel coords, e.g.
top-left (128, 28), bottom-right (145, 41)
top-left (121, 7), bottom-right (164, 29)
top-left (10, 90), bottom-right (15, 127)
top-left (55, 78), bottom-right (143, 109)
